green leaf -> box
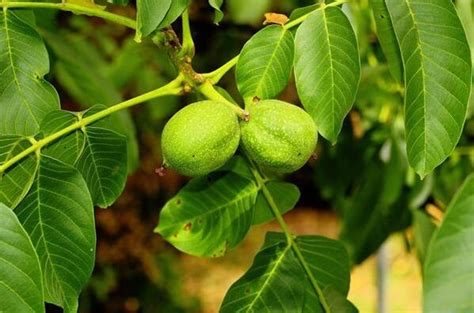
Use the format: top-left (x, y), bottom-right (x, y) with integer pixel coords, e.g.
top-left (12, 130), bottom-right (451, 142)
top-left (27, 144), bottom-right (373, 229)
top-left (0, 10), bottom-right (59, 135)
top-left (156, 172), bottom-right (258, 257)
top-left (43, 31), bottom-right (139, 172)
top-left (385, 0), bottom-right (472, 177)
top-left (320, 286), bottom-right (358, 313)
top-left (221, 232), bottom-right (352, 312)
top-left (0, 136), bottom-right (39, 208)
top-left (253, 181), bottom-right (300, 225)
top-left (16, 156), bottom-right (96, 312)
top-left (0, 203), bottom-right (44, 313)
top-left (295, 7), bottom-right (360, 143)
top-left (369, 0), bottom-right (403, 84)
top-left (456, 0), bottom-right (473, 61)
top-left (40, 110), bottom-right (84, 166)
top-left (75, 124), bottom-right (128, 208)
top-left (289, 4), bottom-right (319, 21)
top-left (220, 233), bottom-right (305, 312)
top-left (423, 174), bottom-right (474, 312)
top-left (295, 235), bottom-right (351, 296)
top-left (298, 235), bottom-right (355, 313)
top-left (39, 107), bottom-right (128, 208)
top-left (209, 0), bottom-right (224, 24)
top-left (236, 26), bottom-right (294, 101)
top-left (158, 0), bottom-right (190, 29)
top-left (217, 155), bottom-right (254, 181)
top-left (136, 0), bottom-right (172, 40)
top-left (453, 2), bottom-right (473, 113)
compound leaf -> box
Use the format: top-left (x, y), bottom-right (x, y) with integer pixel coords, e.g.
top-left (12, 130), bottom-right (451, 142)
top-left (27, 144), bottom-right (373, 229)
top-left (0, 203), bottom-right (44, 313)
top-left (295, 7), bottom-right (360, 143)
top-left (385, 0), bottom-right (472, 177)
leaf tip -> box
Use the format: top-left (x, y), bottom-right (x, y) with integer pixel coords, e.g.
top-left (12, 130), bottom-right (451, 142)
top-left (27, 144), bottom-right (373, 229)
top-left (416, 170), bottom-right (428, 181)
top-left (134, 32), bottom-right (143, 43)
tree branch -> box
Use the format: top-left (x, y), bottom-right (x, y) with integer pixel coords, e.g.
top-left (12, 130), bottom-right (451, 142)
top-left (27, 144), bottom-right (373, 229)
top-left (0, 1), bottom-right (136, 29)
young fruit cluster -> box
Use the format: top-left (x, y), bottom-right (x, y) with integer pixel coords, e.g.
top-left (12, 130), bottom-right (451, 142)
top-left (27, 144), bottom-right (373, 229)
top-left (161, 99), bottom-right (317, 176)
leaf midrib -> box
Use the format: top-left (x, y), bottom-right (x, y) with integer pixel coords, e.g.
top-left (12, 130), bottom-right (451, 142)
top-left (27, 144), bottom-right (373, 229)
top-left (404, 0), bottom-right (428, 173)
top-left (34, 161), bottom-right (65, 305)
top-left (245, 244), bottom-right (292, 312)
top-left (254, 27), bottom-right (287, 98)
top-left (81, 128), bottom-right (107, 205)
top-left (321, 9), bottom-right (337, 138)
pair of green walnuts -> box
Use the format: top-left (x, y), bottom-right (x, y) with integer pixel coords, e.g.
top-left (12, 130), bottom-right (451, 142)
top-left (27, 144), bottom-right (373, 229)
top-left (161, 99), bottom-right (318, 176)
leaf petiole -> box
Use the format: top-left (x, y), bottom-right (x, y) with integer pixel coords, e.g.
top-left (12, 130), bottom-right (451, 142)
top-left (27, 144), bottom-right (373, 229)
top-left (197, 81), bottom-right (247, 119)
top-left (178, 9), bottom-right (195, 59)
top-left (202, 55), bottom-right (240, 84)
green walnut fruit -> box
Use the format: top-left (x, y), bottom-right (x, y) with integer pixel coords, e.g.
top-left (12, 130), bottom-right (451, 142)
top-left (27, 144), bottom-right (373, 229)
top-left (240, 99), bottom-right (317, 173)
top-left (161, 100), bottom-right (240, 176)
